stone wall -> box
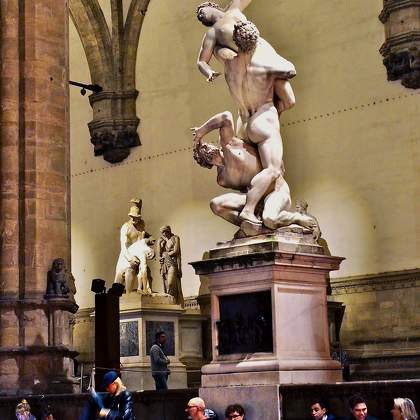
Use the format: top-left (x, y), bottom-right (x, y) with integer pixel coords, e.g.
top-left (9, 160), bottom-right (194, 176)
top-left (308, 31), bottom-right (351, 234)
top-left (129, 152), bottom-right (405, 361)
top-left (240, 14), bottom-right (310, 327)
top-left (330, 269), bottom-right (420, 379)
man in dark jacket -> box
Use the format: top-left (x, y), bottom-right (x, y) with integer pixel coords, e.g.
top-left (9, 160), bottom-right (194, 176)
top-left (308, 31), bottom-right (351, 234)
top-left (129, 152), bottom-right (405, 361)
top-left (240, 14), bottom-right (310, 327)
top-left (343, 395), bottom-right (378, 420)
top-left (310, 399), bottom-right (335, 420)
top-left (80, 370), bottom-right (135, 420)
top-left (150, 330), bottom-right (170, 390)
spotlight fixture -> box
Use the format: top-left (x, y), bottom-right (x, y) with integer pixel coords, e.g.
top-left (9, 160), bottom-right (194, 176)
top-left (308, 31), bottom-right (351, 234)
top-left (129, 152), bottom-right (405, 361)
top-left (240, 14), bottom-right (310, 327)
top-left (91, 278), bottom-right (106, 295)
top-left (108, 282), bottom-right (125, 297)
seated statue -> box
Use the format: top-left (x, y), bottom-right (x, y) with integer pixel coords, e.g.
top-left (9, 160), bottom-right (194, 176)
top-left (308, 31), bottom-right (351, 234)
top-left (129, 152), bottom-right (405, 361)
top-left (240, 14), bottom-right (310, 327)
top-left (46, 258), bottom-right (76, 299)
top-left (114, 199), bottom-right (155, 294)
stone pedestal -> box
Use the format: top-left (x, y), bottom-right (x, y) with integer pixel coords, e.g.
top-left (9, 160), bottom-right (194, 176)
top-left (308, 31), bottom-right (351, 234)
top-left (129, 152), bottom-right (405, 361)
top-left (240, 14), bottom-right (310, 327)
top-left (117, 293), bottom-right (187, 390)
top-left (190, 231), bottom-right (344, 419)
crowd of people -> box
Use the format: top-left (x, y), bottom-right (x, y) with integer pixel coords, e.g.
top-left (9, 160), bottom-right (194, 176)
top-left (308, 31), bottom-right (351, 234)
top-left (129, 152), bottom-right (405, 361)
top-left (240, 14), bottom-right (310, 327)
top-left (309, 395), bottom-right (418, 420)
top-left (14, 339), bottom-right (419, 420)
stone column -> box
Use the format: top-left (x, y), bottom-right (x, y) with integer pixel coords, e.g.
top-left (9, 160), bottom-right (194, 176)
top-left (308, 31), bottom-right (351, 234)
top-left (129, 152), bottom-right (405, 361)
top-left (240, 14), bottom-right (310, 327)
top-left (0, 0), bottom-right (73, 394)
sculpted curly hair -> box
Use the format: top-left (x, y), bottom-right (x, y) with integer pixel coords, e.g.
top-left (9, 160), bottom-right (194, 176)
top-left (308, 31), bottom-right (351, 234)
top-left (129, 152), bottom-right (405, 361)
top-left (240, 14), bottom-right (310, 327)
top-left (233, 20), bottom-right (260, 53)
top-left (196, 2), bottom-right (222, 26)
top-left (193, 141), bottom-right (221, 169)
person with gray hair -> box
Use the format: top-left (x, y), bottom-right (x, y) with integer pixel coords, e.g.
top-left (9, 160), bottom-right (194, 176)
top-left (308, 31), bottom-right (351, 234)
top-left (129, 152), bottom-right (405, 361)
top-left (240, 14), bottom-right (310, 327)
top-left (391, 398), bottom-right (418, 420)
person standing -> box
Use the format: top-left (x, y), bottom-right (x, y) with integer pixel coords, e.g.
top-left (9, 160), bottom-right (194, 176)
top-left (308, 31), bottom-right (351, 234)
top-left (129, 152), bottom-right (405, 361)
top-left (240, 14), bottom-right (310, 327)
top-left (391, 398), bottom-right (418, 420)
top-left (80, 370), bottom-right (135, 420)
top-left (150, 331), bottom-right (170, 390)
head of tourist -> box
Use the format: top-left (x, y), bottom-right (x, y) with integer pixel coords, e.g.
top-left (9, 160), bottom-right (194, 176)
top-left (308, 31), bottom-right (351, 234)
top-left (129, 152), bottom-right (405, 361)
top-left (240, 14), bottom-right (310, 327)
top-left (186, 397), bottom-right (206, 419)
top-left (391, 398), bottom-right (418, 420)
top-left (310, 400), bottom-right (327, 420)
top-left (225, 403), bottom-right (245, 420)
top-left (196, 2), bottom-right (223, 27)
top-left (348, 395), bottom-right (368, 420)
top-left (155, 330), bottom-right (166, 346)
top-left (102, 370), bottom-right (126, 395)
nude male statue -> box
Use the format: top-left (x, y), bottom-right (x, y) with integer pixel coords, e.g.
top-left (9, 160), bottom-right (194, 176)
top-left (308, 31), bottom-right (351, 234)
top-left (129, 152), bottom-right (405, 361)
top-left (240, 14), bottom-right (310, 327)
top-left (196, 0), bottom-right (296, 114)
top-left (191, 111), bottom-right (319, 234)
top-left (196, 2), bottom-right (296, 225)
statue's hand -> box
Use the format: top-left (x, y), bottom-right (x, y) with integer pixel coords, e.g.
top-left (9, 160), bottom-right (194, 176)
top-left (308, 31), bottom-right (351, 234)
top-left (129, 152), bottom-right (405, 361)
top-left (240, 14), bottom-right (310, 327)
top-left (206, 71), bottom-right (221, 83)
top-left (129, 257), bottom-right (140, 269)
top-left (190, 126), bottom-right (204, 142)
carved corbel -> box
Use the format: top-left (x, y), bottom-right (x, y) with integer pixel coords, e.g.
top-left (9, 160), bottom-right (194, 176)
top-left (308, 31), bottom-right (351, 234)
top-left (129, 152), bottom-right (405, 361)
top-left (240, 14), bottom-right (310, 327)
top-left (69, 0), bottom-right (151, 162)
top-left (379, 0), bottom-right (420, 89)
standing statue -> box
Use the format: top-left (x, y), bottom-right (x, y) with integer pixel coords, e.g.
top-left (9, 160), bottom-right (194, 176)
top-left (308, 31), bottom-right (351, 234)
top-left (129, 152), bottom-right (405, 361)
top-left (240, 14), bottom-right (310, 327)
top-left (195, 1), bottom-right (297, 227)
top-left (115, 199), bottom-right (155, 294)
top-left (157, 226), bottom-right (184, 306)
top-left (46, 258), bottom-right (76, 300)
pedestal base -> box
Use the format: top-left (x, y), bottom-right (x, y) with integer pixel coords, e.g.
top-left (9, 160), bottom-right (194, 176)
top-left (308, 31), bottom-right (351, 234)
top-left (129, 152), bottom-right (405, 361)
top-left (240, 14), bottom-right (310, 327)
top-left (191, 232), bottom-right (344, 395)
top-left (118, 293), bottom-right (187, 390)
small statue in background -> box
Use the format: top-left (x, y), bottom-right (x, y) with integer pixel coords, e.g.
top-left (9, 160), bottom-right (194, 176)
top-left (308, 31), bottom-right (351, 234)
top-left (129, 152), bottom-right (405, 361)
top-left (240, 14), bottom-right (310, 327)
top-left (115, 198), bottom-right (155, 294)
top-left (157, 226), bottom-right (184, 306)
top-left (46, 258), bottom-right (76, 299)
top-left (296, 200), bottom-right (321, 241)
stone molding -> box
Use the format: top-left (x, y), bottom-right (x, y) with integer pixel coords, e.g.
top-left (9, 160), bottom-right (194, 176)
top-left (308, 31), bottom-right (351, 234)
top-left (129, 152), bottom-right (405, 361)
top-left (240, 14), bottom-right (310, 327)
top-left (330, 268), bottom-right (420, 295)
top-left (379, 0), bottom-right (420, 89)
top-left (379, 0), bottom-right (420, 22)
top-left (69, 0), bottom-right (151, 162)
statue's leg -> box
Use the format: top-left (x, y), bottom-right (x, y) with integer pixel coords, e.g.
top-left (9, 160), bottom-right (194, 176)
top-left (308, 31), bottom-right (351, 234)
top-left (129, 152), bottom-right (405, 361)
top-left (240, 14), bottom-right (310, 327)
top-left (210, 193), bottom-right (246, 226)
top-left (263, 178), bottom-right (318, 232)
top-left (125, 268), bottom-right (136, 293)
top-left (239, 105), bottom-right (283, 224)
top-left (262, 178), bottom-right (294, 229)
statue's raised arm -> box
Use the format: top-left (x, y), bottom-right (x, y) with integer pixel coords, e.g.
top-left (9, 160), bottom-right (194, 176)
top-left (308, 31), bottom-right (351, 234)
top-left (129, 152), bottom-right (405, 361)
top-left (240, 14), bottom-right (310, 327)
top-left (226, 0), bottom-right (253, 12)
top-left (197, 29), bottom-right (221, 82)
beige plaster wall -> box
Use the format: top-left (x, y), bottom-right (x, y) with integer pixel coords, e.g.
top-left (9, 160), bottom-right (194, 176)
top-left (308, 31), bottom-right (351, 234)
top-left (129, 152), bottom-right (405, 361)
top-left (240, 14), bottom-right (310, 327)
top-left (70, 0), bottom-right (420, 310)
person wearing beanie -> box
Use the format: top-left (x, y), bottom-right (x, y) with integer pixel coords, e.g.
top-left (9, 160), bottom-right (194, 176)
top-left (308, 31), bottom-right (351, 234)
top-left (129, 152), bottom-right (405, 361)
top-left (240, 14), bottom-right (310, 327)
top-left (80, 370), bottom-right (135, 420)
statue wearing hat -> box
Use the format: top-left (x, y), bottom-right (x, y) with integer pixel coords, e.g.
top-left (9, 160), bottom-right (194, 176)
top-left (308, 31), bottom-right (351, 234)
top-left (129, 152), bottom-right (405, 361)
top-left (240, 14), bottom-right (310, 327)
top-left (157, 225), bottom-right (184, 306)
top-left (114, 198), bottom-right (155, 294)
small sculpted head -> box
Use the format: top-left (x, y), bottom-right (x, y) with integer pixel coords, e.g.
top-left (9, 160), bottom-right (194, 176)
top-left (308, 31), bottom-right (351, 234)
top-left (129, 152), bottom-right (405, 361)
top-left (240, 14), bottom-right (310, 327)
top-left (193, 141), bottom-right (223, 169)
top-left (196, 2), bottom-right (222, 27)
top-left (160, 225), bottom-right (172, 238)
top-left (52, 258), bottom-right (65, 273)
top-left (233, 20), bottom-right (260, 53)
top-left (295, 200), bottom-right (308, 215)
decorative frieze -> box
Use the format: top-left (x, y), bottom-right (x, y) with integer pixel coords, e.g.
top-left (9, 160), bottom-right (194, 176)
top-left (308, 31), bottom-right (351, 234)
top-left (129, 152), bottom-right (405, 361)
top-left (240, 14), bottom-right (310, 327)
top-left (330, 268), bottom-right (420, 295)
top-left (379, 0), bottom-right (420, 88)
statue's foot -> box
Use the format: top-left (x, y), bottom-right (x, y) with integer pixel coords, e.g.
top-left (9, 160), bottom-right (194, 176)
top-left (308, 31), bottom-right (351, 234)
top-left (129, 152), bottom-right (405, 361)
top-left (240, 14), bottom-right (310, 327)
top-left (240, 219), bottom-right (269, 237)
top-left (239, 210), bottom-right (262, 225)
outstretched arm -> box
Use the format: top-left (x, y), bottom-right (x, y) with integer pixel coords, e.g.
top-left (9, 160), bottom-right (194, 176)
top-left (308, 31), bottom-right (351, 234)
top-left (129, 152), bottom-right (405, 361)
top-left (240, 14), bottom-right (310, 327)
top-left (197, 30), bottom-right (221, 82)
top-left (227, 0), bottom-right (253, 12)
